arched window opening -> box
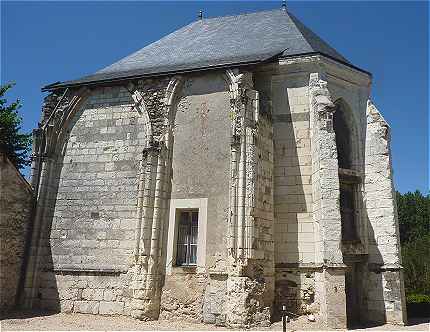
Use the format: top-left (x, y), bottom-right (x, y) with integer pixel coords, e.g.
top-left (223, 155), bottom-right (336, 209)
top-left (333, 107), bottom-right (353, 169)
top-left (333, 100), bottom-right (360, 241)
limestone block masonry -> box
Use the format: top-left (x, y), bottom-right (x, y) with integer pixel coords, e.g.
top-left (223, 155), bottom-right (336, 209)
top-left (308, 72), bottom-right (346, 329)
top-left (364, 100), bottom-right (407, 325)
top-left (0, 154), bottom-right (33, 311)
top-left (21, 55), bottom-right (406, 327)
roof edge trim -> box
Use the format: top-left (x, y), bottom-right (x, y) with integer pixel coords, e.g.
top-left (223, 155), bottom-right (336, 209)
top-left (42, 52), bottom-right (370, 92)
top-left (41, 57), bottom-right (274, 91)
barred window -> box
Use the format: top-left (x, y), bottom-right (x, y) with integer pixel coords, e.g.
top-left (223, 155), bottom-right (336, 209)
top-left (176, 210), bottom-right (198, 266)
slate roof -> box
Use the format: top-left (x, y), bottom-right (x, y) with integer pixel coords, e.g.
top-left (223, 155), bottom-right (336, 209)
top-left (44, 8), bottom-right (365, 90)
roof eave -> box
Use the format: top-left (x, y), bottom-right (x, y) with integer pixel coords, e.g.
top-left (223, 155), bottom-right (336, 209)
top-left (42, 51), bottom-right (370, 92)
top-left (41, 56), bottom-right (279, 92)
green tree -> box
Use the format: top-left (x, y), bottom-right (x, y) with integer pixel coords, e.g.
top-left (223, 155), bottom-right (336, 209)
top-left (402, 234), bottom-right (430, 296)
top-left (0, 83), bottom-right (31, 169)
top-left (397, 190), bottom-right (430, 244)
top-left (397, 190), bottom-right (430, 299)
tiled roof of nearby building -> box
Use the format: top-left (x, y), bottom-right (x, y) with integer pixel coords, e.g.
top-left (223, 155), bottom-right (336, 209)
top-left (44, 8), bottom-right (361, 90)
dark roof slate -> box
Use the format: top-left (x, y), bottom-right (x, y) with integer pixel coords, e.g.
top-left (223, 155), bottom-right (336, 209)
top-left (45, 9), bottom-right (355, 90)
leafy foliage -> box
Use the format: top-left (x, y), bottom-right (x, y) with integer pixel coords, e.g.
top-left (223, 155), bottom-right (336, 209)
top-left (0, 83), bottom-right (31, 169)
top-left (402, 234), bottom-right (430, 297)
top-left (397, 190), bottom-right (430, 243)
top-left (406, 294), bottom-right (430, 304)
top-left (397, 190), bottom-right (430, 301)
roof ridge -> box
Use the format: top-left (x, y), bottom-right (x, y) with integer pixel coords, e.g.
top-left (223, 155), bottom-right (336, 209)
top-left (198, 7), bottom-right (285, 22)
top-left (286, 10), bottom-right (349, 63)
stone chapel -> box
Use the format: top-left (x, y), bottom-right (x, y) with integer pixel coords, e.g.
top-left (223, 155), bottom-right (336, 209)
top-left (21, 7), bottom-right (406, 328)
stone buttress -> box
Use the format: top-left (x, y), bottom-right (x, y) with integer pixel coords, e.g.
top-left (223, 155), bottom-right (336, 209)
top-left (308, 72), bottom-right (347, 329)
top-left (225, 70), bottom-right (275, 327)
top-left (364, 100), bottom-right (407, 325)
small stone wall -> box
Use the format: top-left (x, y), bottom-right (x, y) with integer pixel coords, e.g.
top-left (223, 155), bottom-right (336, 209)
top-left (0, 154), bottom-right (33, 311)
top-left (203, 274), bottom-right (228, 325)
top-left (274, 268), bottom-right (317, 316)
top-left (38, 271), bottom-right (132, 314)
top-left (160, 273), bottom-right (207, 322)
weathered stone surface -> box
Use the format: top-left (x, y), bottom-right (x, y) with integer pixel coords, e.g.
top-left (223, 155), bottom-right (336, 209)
top-left (364, 100), bottom-right (406, 325)
top-left (226, 275), bottom-right (271, 327)
top-left (308, 73), bottom-right (346, 329)
top-left (203, 274), bottom-right (228, 324)
top-left (160, 274), bottom-right (206, 322)
top-left (274, 269), bottom-right (316, 316)
top-left (73, 300), bottom-right (100, 314)
top-left (19, 51), bottom-right (405, 328)
top-left (99, 301), bottom-right (124, 315)
top-left (0, 154), bottom-right (33, 311)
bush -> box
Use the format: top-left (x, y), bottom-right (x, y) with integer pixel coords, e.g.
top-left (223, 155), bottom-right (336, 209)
top-left (401, 234), bottom-right (430, 296)
top-left (407, 294), bottom-right (430, 304)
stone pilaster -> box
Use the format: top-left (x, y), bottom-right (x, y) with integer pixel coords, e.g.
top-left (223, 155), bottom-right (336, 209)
top-left (364, 100), bottom-right (406, 325)
top-left (309, 72), bottom-right (347, 329)
top-left (225, 70), bottom-right (274, 328)
top-left (131, 146), bottom-right (160, 320)
top-left (22, 125), bottom-right (56, 308)
top-left (130, 78), bottom-right (178, 320)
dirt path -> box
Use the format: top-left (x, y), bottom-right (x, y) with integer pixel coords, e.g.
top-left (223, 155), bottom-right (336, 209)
top-left (1, 311), bottom-right (428, 331)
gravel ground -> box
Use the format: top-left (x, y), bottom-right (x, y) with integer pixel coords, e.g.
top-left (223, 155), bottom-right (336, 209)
top-left (1, 310), bottom-right (428, 331)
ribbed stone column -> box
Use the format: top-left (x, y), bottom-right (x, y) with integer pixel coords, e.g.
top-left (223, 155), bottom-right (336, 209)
top-left (225, 70), bottom-right (274, 328)
top-left (130, 78), bottom-right (177, 321)
top-left (309, 72), bottom-right (347, 329)
top-left (22, 126), bottom-right (56, 308)
top-left (131, 144), bottom-right (170, 320)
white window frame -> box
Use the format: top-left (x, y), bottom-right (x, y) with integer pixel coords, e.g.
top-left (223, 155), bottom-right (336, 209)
top-left (166, 198), bottom-right (208, 275)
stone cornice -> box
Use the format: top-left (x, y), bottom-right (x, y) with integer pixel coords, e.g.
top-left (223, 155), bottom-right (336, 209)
top-left (256, 54), bottom-right (371, 88)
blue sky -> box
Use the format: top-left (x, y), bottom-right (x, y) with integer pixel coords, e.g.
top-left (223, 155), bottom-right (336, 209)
top-left (1, 1), bottom-right (428, 194)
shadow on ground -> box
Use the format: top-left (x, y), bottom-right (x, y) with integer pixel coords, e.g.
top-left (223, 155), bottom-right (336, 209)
top-left (0, 309), bottom-right (57, 321)
top-left (406, 317), bottom-right (430, 327)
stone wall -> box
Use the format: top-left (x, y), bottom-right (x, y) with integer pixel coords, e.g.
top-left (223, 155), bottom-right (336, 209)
top-left (274, 268), bottom-right (316, 315)
top-left (0, 153), bottom-right (33, 311)
top-left (252, 108), bottom-right (275, 306)
top-left (48, 86), bottom-right (141, 270)
top-left (160, 273), bottom-right (207, 322)
top-left (270, 72), bottom-right (321, 318)
top-left (170, 73), bottom-right (231, 269)
top-left (28, 85), bottom-right (149, 315)
top-left (272, 74), bottom-right (314, 266)
top-left (162, 72), bottom-right (231, 322)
